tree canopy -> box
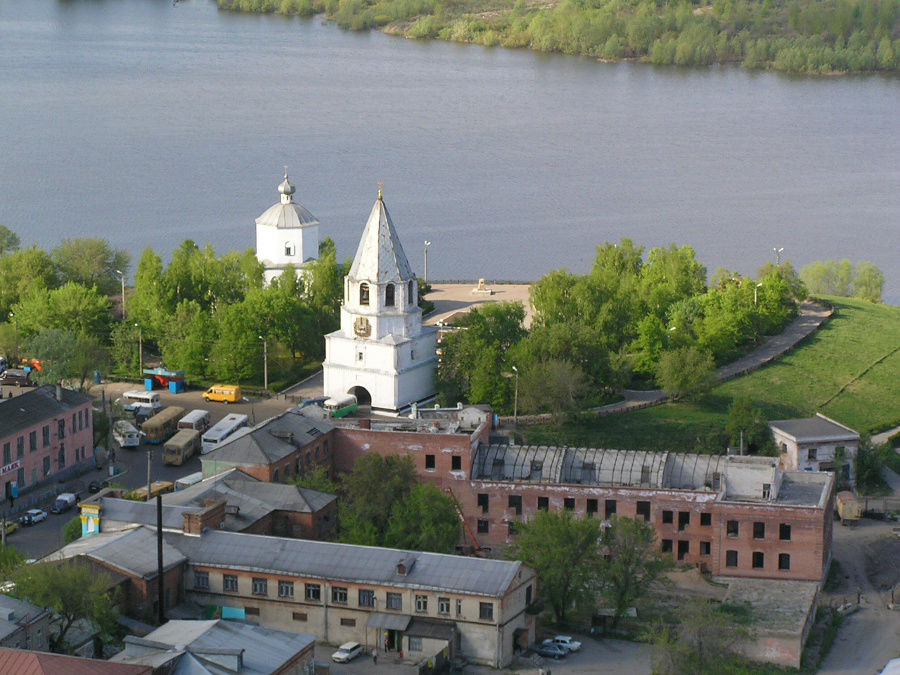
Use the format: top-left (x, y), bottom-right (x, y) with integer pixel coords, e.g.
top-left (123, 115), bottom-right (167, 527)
top-left (801, 259), bottom-right (884, 302)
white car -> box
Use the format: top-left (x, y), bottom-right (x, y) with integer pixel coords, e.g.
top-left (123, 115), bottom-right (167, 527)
top-left (551, 635), bottom-right (582, 652)
top-left (20, 509), bottom-right (48, 526)
top-left (331, 641), bottom-right (362, 663)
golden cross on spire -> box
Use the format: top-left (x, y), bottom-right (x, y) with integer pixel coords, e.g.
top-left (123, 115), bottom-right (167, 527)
top-left (378, 181), bottom-right (384, 200)
top-left (284, 165), bottom-right (289, 181)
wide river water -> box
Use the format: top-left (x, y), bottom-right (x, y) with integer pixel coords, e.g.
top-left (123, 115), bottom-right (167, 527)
top-left (1, 0), bottom-right (899, 300)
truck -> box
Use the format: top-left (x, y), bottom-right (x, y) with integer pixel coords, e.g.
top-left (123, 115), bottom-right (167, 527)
top-left (50, 493), bottom-right (78, 514)
top-left (836, 491), bottom-right (862, 525)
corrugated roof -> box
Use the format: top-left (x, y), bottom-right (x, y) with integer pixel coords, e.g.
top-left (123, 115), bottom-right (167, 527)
top-left (0, 647), bottom-right (151, 674)
top-left (347, 194), bottom-right (414, 285)
top-left (95, 497), bottom-right (200, 530)
top-left (0, 596), bottom-right (47, 642)
top-left (169, 530), bottom-right (523, 598)
top-left (203, 410), bottom-right (332, 465)
top-left (0, 385), bottom-right (90, 433)
top-left (769, 415), bottom-right (859, 442)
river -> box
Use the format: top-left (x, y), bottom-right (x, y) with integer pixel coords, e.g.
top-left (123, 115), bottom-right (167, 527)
top-left (1, 0), bottom-right (899, 300)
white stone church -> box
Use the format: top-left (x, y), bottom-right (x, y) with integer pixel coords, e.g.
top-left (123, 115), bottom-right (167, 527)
top-left (322, 188), bottom-right (438, 413)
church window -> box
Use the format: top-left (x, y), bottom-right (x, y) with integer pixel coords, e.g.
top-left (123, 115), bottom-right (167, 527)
top-left (284, 241), bottom-right (295, 256)
top-left (359, 283), bottom-right (370, 306)
top-left (408, 280), bottom-right (415, 305)
top-left (385, 283), bottom-right (395, 306)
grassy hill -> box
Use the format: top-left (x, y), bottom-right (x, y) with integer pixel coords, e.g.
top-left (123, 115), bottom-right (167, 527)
top-left (525, 297), bottom-right (900, 452)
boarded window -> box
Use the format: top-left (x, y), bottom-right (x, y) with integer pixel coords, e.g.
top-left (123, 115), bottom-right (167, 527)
top-left (359, 283), bottom-right (370, 306)
top-left (477, 519), bottom-right (489, 533)
top-left (341, 618), bottom-right (356, 627)
top-left (293, 612), bottom-right (308, 622)
top-left (244, 607), bottom-right (260, 616)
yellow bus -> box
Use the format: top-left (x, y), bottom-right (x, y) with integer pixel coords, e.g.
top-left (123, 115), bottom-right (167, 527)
top-left (163, 429), bottom-right (201, 466)
top-left (140, 406), bottom-right (185, 444)
top-left (130, 481), bottom-right (175, 501)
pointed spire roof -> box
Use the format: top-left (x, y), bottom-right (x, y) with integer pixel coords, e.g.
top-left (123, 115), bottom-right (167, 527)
top-left (348, 189), bottom-right (414, 284)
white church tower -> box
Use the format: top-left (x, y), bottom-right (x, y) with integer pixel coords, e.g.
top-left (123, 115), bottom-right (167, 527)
top-left (323, 188), bottom-right (438, 412)
top-left (255, 171), bottom-right (320, 285)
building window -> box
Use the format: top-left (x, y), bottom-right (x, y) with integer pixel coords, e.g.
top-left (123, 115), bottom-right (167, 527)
top-left (292, 612), bottom-right (308, 622)
top-left (58, 447), bottom-right (65, 470)
top-left (305, 584), bottom-right (321, 601)
top-left (808, 448), bottom-right (817, 461)
top-left (477, 493), bottom-right (489, 513)
top-left (456, 599), bottom-right (462, 616)
top-left (244, 606), bottom-right (259, 616)
top-left (677, 540), bottom-right (689, 561)
top-left (425, 454), bottom-right (435, 470)
top-left (451, 456), bottom-right (461, 471)
top-left (285, 242), bottom-right (295, 256)
top-left (678, 512), bottom-right (690, 531)
top-left (359, 589), bottom-right (375, 607)
top-left (16, 468), bottom-right (24, 489)
top-left (71, 413), bottom-right (76, 433)
top-left (58, 420), bottom-right (65, 439)
top-left (636, 501), bottom-right (650, 521)
top-left (726, 550), bottom-right (738, 568)
top-left (762, 483), bottom-right (771, 499)
top-left (753, 522), bottom-right (765, 539)
top-left (339, 617), bottom-right (356, 627)
top-left (223, 575), bottom-right (238, 592)
top-left (385, 283), bottom-right (395, 306)
top-left (278, 581), bottom-right (294, 598)
top-left (416, 595), bottom-right (428, 613)
top-left (700, 541), bottom-right (711, 556)
top-left (359, 283), bottom-right (370, 306)
top-left (28, 432), bottom-right (36, 454)
top-left (537, 497), bottom-right (549, 511)
top-left (778, 553), bottom-right (791, 570)
top-left (564, 497), bottom-right (575, 510)
top-left (509, 495), bottom-right (522, 515)
top-left (409, 636), bottom-right (423, 651)
top-left (586, 499), bottom-right (598, 515)
top-left (386, 592), bottom-right (402, 611)
top-left (42, 425), bottom-right (50, 447)
top-left (727, 520), bottom-right (739, 537)
top-left (438, 597), bottom-right (450, 615)
top-left (752, 552), bottom-right (765, 569)
top-left (357, 351), bottom-right (363, 361)
top-left (662, 510), bottom-right (673, 524)
top-left (700, 512), bottom-right (711, 526)
top-left (479, 602), bottom-right (494, 621)
top-left (604, 499), bottom-right (616, 518)
top-left (1, 444), bottom-right (8, 466)
top-left (477, 519), bottom-right (489, 533)
top-left (779, 523), bottom-right (791, 541)
top-left (194, 571), bottom-right (209, 590)
top-left (661, 539), bottom-right (673, 553)
top-left (42, 456), bottom-right (51, 477)
top-left (332, 586), bottom-right (348, 604)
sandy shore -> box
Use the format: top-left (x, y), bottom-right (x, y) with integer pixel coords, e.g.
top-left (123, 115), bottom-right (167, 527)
top-left (424, 282), bottom-right (533, 328)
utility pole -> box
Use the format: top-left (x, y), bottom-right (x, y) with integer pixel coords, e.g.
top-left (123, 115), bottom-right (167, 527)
top-left (146, 448), bottom-right (152, 502)
top-left (424, 241), bottom-right (431, 284)
top-left (116, 269), bottom-right (126, 318)
top-left (512, 365), bottom-right (519, 424)
top-left (258, 336), bottom-right (268, 392)
top-left (135, 324), bottom-right (143, 378)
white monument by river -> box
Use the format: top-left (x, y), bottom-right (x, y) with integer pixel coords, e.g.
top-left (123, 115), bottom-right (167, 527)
top-left (255, 171), bottom-right (320, 285)
top-left (323, 187), bottom-right (437, 412)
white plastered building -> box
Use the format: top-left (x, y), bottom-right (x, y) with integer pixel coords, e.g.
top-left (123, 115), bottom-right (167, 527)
top-left (255, 172), bottom-right (320, 285)
top-left (323, 190), bottom-right (437, 412)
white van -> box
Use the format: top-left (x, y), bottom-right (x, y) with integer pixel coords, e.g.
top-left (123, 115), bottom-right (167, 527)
top-left (118, 390), bottom-right (161, 413)
top-left (113, 420), bottom-right (141, 448)
top-left (178, 409), bottom-right (211, 432)
top-left (175, 471), bottom-right (204, 491)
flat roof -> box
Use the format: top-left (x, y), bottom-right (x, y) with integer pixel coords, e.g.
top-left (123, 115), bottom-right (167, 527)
top-left (769, 415), bottom-right (859, 442)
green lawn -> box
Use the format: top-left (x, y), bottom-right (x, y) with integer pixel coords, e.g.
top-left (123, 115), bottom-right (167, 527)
top-left (525, 298), bottom-right (900, 450)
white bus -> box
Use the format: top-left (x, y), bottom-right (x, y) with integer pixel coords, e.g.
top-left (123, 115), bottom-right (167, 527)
top-left (118, 390), bottom-right (161, 412)
top-left (201, 413), bottom-right (249, 454)
top-left (324, 394), bottom-right (358, 418)
top-left (175, 471), bottom-right (204, 491)
top-left (178, 409), bottom-right (211, 432)
top-left (113, 420), bottom-right (141, 448)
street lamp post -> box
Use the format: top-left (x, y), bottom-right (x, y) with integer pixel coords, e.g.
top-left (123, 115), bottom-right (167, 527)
top-left (754, 282), bottom-right (763, 306)
top-left (8, 312), bottom-right (17, 363)
top-left (134, 324), bottom-right (143, 378)
top-left (258, 335), bottom-right (268, 392)
top-left (116, 269), bottom-right (126, 319)
top-left (511, 365), bottom-right (519, 424)
top-left (773, 247), bottom-right (784, 265)
top-left (424, 241), bottom-right (431, 285)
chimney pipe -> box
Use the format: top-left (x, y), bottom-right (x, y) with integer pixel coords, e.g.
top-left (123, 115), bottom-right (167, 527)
top-left (56, 384), bottom-right (62, 401)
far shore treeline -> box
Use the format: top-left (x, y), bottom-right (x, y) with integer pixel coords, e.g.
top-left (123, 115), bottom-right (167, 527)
top-left (218, 0), bottom-right (900, 74)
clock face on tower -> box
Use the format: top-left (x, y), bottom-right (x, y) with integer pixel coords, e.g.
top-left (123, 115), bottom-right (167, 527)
top-left (353, 317), bottom-right (371, 338)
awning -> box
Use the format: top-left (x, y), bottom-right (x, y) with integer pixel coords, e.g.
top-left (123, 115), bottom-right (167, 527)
top-left (366, 612), bottom-right (411, 631)
top-left (405, 617), bottom-right (456, 641)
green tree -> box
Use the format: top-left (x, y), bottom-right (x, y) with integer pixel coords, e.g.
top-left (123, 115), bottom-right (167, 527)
top-left (63, 516), bottom-right (82, 544)
top-left (108, 322), bottom-right (141, 376)
top-left (800, 259), bottom-right (853, 296)
top-left (856, 439), bottom-right (886, 494)
top-left (655, 346), bottom-right (715, 399)
top-left (340, 454), bottom-right (417, 545)
top-left (385, 483), bottom-right (461, 553)
top-left (518, 359), bottom-right (590, 420)
top-left (14, 559), bottom-right (118, 653)
top-left (0, 226), bottom-right (20, 256)
top-left (0, 247), bottom-right (58, 318)
top-left (50, 237), bottom-right (130, 296)
top-left (129, 248), bottom-right (168, 339)
top-left (852, 260), bottom-right (884, 302)
top-left (726, 396), bottom-right (776, 455)
top-left (507, 509), bottom-right (603, 624)
top-left (0, 545), bottom-right (24, 579)
top-left (208, 303), bottom-right (261, 382)
top-left (157, 299), bottom-right (215, 377)
top-left (12, 282), bottom-right (111, 340)
top-left (26, 329), bottom-right (108, 390)
top-left (293, 464), bottom-right (339, 494)
top-left (599, 516), bottom-right (671, 630)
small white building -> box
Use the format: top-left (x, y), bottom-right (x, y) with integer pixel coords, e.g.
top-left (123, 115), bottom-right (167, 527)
top-left (323, 189), bottom-right (438, 413)
top-left (769, 413), bottom-right (859, 484)
top-left (255, 171), bottom-right (320, 286)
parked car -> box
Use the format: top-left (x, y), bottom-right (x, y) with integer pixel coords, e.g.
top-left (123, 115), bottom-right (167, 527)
top-left (0, 368), bottom-right (34, 387)
top-left (550, 635), bottom-right (582, 652)
top-left (89, 479), bottom-right (109, 494)
top-left (0, 520), bottom-right (18, 537)
top-left (535, 641), bottom-right (567, 660)
top-left (331, 641), bottom-right (362, 663)
top-left (50, 493), bottom-right (78, 514)
top-left (18, 509), bottom-right (47, 526)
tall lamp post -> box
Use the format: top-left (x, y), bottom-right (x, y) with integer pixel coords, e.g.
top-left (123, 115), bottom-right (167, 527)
top-left (115, 269), bottom-right (126, 319)
top-left (258, 335), bottom-right (268, 392)
top-left (134, 324), bottom-right (143, 378)
top-left (773, 247), bottom-right (784, 265)
top-left (424, 241), bottom-right (431, 285)
top-left (754, 282), bottom-right (763, 306)
top-left (511, 365), bottom-right (519, 424)
top-left (8, 312), bottom-right (17, 363)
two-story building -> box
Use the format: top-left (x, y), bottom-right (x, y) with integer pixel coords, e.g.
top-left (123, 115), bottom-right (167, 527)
top-left (769, 413), bottom-right (859, 484)
top-left (0, 385), bottom-right (93, 497)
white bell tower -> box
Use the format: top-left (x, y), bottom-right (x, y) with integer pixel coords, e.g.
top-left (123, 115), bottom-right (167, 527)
top-left (323, 188), bottom-right (437, 412)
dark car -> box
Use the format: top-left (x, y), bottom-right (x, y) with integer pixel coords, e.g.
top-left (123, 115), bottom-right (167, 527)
top-left (534, 641), bottom-right (567, 660)
top-left (0, 369), bottom-right (34, 387)
top-left (89, 479), bottom-right (108, 494)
